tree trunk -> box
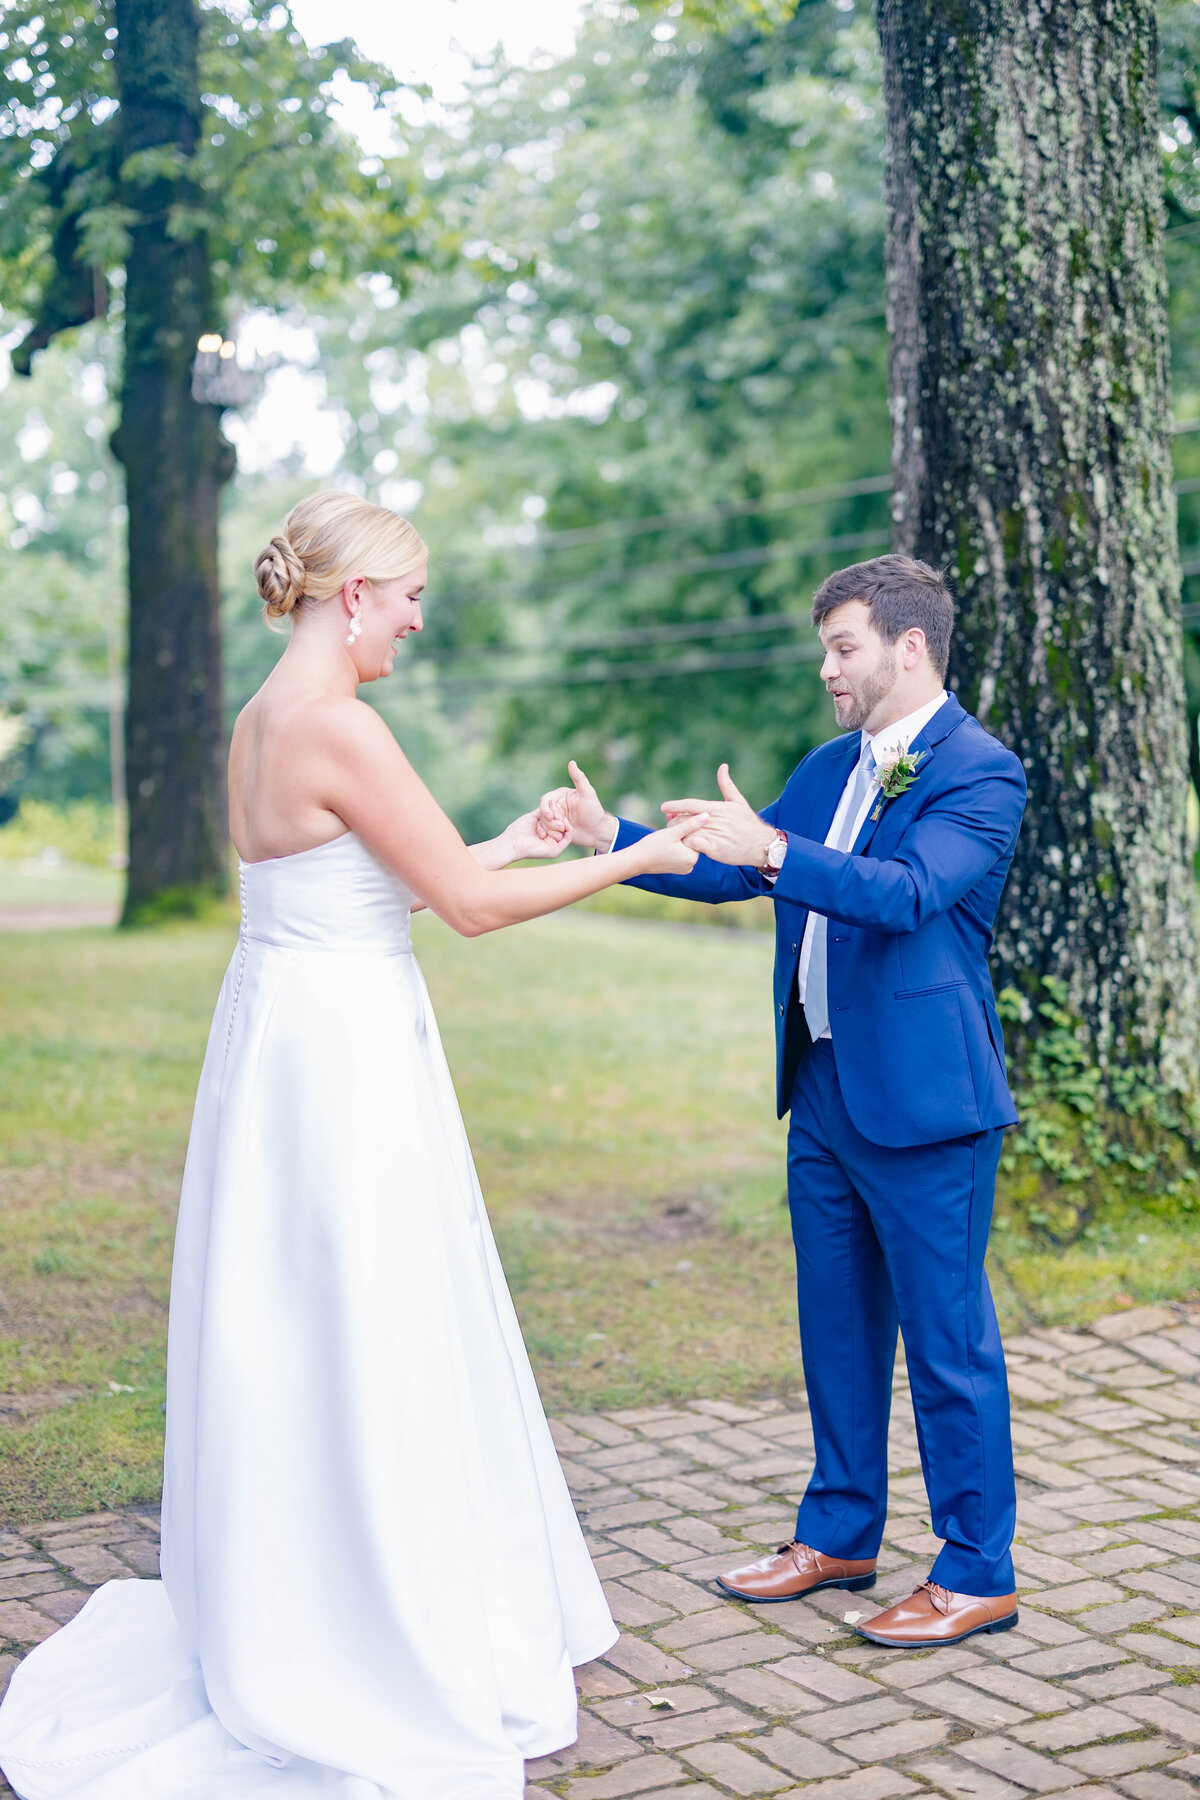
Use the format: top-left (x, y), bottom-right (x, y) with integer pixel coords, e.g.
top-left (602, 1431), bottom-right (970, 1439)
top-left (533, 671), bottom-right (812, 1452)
top-left (877, 0), bottom-right (1199, 1094)
top-left (113, 0), bottom-right (233, 922)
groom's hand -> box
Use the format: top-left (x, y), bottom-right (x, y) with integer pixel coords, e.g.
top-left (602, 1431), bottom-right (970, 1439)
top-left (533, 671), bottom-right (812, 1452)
top-left (661, 765), bottom-right (777, 867)
top-left (536, 760), bottom-right (617, 852)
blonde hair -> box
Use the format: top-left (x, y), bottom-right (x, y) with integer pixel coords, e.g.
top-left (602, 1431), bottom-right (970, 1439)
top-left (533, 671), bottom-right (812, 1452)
top-left (254, 490), bottom-right (427, 622)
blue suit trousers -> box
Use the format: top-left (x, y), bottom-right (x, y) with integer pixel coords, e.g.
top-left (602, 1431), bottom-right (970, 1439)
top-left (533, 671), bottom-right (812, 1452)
top-left (788, 1041), bottom-right (1016, 1595)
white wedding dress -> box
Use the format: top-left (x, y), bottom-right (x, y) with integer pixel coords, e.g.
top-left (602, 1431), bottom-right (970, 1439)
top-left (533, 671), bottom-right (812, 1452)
top-left (0, 833), bottom-right (615, 1800)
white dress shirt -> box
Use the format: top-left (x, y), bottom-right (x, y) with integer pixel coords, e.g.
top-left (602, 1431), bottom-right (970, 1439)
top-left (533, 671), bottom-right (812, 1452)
top-left (791, 690), bottom-right (948, 1038)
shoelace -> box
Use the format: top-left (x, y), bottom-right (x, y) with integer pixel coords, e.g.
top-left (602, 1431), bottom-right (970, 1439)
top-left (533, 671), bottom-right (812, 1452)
top-left (918, 1579), bottom-right (952, 1613)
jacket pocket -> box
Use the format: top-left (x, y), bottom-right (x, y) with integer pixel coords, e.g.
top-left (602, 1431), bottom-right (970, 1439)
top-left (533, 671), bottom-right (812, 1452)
top-left (885, 983), bottom-right (981, 1127)
top-left (895, 980), bottom-right (967, 1000)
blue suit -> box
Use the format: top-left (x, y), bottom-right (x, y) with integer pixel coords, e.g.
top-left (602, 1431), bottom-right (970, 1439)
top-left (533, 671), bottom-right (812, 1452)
top-left (615, 694), bottom-right (1026, 1593)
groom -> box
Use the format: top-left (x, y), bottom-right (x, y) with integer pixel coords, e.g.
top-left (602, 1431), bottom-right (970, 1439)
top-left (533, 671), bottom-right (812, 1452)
top-left (540, 554), bottom-right (1027, 1648)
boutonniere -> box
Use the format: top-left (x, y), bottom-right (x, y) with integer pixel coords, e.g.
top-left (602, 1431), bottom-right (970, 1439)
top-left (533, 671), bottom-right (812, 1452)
top-left (869, 746), bottom-right (925, 820)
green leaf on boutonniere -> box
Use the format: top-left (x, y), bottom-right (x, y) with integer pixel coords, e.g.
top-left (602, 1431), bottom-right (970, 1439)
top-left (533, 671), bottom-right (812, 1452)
top-left (873, 747), bottom-right (925, 803)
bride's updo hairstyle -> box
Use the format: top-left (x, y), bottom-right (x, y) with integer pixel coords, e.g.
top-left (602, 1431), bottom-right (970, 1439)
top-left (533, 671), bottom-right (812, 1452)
top-left (255, 490), bottom-right (427, 624)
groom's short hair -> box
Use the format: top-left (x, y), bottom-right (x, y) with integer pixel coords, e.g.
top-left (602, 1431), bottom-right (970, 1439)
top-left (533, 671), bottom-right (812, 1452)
top-left (811, 554), bottom-right (955, 679)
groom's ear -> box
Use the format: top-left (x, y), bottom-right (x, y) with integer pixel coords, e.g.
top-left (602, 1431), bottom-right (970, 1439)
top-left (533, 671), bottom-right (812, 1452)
top-left (901, 626), bottom-right (928, 670)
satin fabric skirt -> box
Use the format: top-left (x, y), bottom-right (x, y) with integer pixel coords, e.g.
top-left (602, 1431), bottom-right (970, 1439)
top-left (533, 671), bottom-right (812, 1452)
top-left (0, 836), bottom-right (616, 1798)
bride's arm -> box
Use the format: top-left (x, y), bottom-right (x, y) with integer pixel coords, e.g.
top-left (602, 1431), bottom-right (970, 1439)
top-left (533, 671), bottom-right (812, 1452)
top-left (318, 702), bottom-right (703, 936)
top-left (468, 809), bottom-right (569, 871)
top-left (407, 810), bottom-right (567, 914)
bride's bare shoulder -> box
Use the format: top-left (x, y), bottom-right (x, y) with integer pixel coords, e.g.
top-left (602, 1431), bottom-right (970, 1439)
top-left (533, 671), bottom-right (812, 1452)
top-left (252, 690), bottom-right (405, 779)
top-left (236, 683), bottom-right (389, 749)
top-left (308, 693), bottom-right (398, 755)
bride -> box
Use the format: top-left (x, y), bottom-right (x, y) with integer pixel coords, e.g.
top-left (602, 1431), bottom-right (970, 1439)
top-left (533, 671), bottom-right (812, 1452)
top-left (0, 491), bottom-right (702, 1800)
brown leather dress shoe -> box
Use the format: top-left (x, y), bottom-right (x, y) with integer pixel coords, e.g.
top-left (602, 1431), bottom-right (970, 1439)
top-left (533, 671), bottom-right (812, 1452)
top-left (716, 1539), bottom-right (877, 1603)
top-left (855, 1580), bottom-right (1018, 1647)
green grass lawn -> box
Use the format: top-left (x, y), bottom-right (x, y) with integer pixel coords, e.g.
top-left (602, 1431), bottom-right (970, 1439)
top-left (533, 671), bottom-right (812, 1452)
top-left (0, 859), bottom-right (122, 910)
top-left (1, 906), bottom-right (1198, 1523)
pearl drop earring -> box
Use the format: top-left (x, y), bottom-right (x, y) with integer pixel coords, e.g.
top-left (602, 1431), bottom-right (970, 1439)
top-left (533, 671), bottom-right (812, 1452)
top-left (346, 608), bottom-right (362, 646)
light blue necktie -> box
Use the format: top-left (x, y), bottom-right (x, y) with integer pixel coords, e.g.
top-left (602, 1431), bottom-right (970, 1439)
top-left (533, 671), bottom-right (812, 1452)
top-left (803, 741), bottom-right (876, 1041)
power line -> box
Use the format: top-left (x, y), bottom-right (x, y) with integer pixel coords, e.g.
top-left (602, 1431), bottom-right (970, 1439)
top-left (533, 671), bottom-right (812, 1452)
top-left (20, 469), bottom-right (1200, 716)
top-left (430, 586), bottom-right (1200, 686)
top-left (420, 607), bottom-right (818, 663)
top-left (40, 593), bottom-right (1200, 719)
top-left (531, 474), bottom-right (894, 551)
top-left (427, 601), bottom-right (1200, 691)
top-left (445, 451), bottom-right (1200, 563)
top-left (35, 532), bottom-right (1200, 711)
top-left (430, 525), bottom-right (893, 613)
top-left (425, 521), bottom-right (1200, 664)
top-left (434, 638), bottom-right (828, 693)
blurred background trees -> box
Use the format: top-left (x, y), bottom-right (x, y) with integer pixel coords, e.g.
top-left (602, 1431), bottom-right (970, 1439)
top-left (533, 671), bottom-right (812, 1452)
top-left (0, 0), bottom-right (425, 917)
top-left (3, 0), bottom-right (896, 850)
top-left (1, 0), bottom-right (1198, 920)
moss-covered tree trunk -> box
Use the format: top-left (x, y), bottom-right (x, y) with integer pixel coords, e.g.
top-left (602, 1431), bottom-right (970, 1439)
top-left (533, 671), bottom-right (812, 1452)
top-left (877, 0), bottom-right (1199, 1093)
top-left (112, 0), bottom-right (233, 923)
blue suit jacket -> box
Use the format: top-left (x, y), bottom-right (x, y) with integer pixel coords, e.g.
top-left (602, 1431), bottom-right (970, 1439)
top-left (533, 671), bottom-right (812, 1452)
top-left (614, 695), bottom-right (1027, 1149)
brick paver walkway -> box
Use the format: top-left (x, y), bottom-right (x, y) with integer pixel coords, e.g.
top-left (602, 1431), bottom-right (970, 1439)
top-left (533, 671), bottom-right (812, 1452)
top-left (5, 1304), bottom-right (1200, 1796)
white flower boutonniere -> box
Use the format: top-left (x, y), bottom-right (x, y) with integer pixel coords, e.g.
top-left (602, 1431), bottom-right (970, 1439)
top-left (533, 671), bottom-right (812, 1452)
top-left (869, 744), bottom-right (925, 821)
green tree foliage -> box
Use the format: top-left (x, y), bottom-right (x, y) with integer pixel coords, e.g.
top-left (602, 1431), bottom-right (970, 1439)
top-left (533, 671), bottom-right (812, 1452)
top-left (0, 1), bottom-right (427, 339)
top-left (0, 0), bottom-right (429, 915)
top-left (2, 0), bottom-right (1198, 849)
top-left (309, 0), bottom-right (892, 820)
top-left (312, 0), bottom-right (1200, 830)
top-left (0, 327), bottom-right (118, 809)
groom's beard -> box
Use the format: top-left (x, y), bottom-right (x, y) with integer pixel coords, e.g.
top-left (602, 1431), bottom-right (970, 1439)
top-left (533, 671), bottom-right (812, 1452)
top-left (830, 648), bottom-right (898, 732)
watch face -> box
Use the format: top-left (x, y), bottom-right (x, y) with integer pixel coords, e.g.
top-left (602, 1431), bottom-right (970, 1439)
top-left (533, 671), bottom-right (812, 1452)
top-left (767, 837), bottom-right (786, 869)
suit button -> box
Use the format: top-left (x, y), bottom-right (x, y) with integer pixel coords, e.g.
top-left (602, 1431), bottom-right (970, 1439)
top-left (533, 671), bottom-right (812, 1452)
top-left (791, 943), bottom-right (798, 954)
top-left (777, 1002), bottom-right (785, 1016)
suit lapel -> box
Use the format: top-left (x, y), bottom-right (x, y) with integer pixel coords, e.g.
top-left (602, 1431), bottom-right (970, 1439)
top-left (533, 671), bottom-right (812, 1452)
top-left (853, 775), bottom-right (912, 858)
top-left (852, 693), bottom-right (968, 856)
top-left (809, 735), bottom-right (863, 843)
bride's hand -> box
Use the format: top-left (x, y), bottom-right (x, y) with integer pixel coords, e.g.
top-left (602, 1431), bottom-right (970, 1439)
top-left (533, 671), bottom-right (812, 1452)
top-left (625, 812), bottom-right (707, 876)
top-left (536, 760), bottom-right (616, 852)
top-left (499, 808), bottom-right (571, 862)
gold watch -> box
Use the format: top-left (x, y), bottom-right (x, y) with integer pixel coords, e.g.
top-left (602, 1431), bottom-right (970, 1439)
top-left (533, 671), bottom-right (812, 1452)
top-left (761, 830), bottom-right (788, 874)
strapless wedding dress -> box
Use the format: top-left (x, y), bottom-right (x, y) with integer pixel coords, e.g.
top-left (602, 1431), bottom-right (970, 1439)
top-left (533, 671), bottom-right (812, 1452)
top-left (0, 833), bottom-right (615, 1799)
